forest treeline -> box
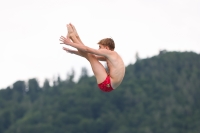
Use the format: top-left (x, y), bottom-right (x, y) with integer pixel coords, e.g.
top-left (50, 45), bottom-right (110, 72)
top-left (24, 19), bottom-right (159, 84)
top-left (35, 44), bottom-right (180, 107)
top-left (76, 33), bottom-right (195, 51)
top-left (0, 51), bottom-right (200, 133)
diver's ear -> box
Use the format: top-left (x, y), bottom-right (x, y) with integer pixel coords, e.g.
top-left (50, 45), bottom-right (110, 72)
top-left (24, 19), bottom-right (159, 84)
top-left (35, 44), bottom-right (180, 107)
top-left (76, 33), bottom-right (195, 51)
top-left (105, 46), bottom-right (110, 50)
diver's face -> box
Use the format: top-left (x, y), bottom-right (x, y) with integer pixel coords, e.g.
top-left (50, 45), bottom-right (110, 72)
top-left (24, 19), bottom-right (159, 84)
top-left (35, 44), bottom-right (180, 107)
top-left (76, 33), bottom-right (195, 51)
top-left (98, 44), bottom-right (109, 50)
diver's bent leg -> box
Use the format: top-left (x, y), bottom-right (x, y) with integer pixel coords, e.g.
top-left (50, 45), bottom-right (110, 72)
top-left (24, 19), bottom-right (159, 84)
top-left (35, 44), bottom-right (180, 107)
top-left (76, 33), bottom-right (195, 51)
top-left (86, 54), bottom-right (107, 84)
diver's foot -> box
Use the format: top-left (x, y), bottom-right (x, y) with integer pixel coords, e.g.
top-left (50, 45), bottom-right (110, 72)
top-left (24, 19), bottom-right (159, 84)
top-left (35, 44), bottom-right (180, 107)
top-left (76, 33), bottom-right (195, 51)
top-left (67, 24), bottom-right (76, 39)
top-left (69, 23), bottom-right (79, 37)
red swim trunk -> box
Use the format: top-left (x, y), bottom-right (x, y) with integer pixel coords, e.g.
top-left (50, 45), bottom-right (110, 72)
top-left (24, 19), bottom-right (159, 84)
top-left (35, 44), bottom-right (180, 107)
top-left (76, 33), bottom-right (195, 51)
top-left (98, 75), bottom-right (114, 92)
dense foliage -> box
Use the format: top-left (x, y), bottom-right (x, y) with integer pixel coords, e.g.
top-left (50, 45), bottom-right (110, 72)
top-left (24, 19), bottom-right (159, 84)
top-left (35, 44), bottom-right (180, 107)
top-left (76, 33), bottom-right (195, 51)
top-left (0, 51), bottom-right (200, 133)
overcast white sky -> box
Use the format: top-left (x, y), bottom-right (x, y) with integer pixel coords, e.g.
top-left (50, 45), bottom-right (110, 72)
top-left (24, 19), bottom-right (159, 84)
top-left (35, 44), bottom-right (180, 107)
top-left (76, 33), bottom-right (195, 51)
top-left (0, 0), bottom-right (199, 89)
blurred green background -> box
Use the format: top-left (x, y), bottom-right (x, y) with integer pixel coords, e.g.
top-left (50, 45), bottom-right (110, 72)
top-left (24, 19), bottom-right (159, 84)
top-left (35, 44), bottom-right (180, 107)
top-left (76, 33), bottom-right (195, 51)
top-left (0, 51), bottom-right (200, 133)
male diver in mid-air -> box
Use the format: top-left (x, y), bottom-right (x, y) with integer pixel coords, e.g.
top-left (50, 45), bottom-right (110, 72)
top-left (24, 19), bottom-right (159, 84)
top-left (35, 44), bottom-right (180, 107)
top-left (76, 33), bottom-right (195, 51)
top-left (59, 23), bottom-right (125, 92)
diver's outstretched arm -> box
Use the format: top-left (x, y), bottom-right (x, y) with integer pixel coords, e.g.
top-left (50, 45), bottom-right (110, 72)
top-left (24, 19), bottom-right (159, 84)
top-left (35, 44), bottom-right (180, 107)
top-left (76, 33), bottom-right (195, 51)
top-left (63, 47), bottom-right (106, 61)
top-left (63, 47), bottom-right (83, 57)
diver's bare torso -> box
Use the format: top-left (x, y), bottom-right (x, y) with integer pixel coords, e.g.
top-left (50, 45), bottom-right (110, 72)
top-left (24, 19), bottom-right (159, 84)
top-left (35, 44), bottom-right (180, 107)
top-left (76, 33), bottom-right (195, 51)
top-left (105, 51), bottom-right (125, 89)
